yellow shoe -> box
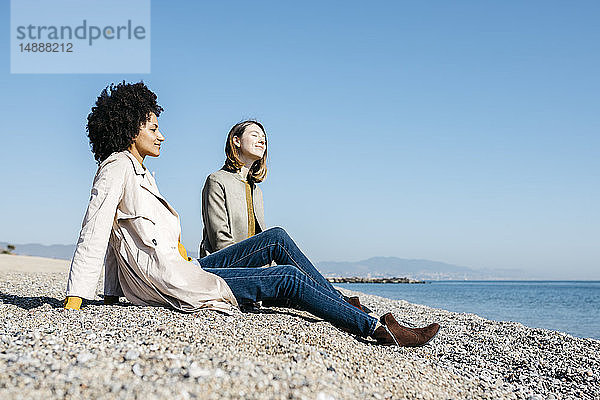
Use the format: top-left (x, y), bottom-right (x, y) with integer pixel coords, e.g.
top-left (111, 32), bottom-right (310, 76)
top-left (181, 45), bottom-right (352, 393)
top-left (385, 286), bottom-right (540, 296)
top-left (63, 296), bottom-right (82, 310)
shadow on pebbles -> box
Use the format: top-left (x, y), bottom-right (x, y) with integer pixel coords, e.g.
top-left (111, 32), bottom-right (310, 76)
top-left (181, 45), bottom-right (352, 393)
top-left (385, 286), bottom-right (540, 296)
top-left (0, 271), bottom-right (598, 400)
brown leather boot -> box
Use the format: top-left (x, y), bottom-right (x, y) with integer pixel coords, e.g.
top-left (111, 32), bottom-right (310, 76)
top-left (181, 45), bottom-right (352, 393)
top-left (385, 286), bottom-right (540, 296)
top-left (346, 296), bottom-right (373, 314)
top-left (372, 313), bottom-right (440, 347)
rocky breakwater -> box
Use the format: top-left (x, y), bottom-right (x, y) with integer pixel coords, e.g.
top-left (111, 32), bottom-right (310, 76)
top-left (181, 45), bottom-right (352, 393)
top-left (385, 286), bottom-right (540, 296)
top-left (0, 257), bottom-right (598, 399)
top-left (327, 277), bottom-right (426, 284)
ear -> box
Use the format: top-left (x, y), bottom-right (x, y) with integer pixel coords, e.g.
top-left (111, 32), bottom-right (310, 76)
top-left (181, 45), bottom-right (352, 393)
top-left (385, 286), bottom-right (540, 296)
top-left (232, 135), bottom-right (241, 147)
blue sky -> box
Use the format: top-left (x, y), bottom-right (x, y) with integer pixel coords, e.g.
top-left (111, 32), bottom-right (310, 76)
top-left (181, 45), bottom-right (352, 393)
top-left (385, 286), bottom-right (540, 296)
top-left (1, 1), bottom-right (598, 279)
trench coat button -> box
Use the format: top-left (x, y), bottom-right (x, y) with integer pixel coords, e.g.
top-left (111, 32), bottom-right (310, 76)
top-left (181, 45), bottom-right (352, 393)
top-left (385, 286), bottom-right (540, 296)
top-left (152, 239), bottom-right (157, 245)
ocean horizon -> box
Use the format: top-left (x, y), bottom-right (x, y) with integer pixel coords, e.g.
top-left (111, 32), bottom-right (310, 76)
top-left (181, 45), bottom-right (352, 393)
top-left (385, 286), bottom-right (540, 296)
top-left (337, 280), bottom-right (600, 340)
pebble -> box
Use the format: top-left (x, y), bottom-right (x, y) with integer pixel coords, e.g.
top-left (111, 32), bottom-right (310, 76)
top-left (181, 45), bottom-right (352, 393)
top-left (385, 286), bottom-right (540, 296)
top-left (316, 392), bottom-right (336, 400)
top-left (0, 270), bottom-right (598, 400)
top-left (124, 349), bottom-right (140, 361)
top-left (76, 352), bottom-right (94, 364)
top-left (187, 362), bottom-right (211, 379)
top-left (132, 363), bottom-right (143, 376)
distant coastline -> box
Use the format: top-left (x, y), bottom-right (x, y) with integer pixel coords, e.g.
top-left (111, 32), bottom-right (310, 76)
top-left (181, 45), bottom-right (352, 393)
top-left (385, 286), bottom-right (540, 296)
top-left (2, 242), bottom-right (597, 281)
top-left (326, 276), bottom-right (426, 284)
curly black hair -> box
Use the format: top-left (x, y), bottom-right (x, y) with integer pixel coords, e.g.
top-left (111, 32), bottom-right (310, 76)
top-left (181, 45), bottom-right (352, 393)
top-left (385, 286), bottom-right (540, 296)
top-left (87, 81), bottom-right (164, 163)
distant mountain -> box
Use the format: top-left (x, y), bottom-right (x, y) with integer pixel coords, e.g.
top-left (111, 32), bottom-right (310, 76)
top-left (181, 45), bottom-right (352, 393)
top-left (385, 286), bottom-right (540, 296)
top-left (317, 257), bottom-right (527, 281)
top-left (0, 242), bottom-right (75, 260)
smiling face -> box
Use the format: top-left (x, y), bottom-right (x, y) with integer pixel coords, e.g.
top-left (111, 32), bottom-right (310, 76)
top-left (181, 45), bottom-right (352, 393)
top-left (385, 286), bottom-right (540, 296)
top-left (128, 112), bottom-right (164, 164)
top-left (233, 123), bottom-right (266, 164)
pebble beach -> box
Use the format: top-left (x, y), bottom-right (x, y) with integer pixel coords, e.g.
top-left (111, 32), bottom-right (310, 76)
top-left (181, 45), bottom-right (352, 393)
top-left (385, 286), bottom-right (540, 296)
top-left (0, 254), bottom-right (598, 400)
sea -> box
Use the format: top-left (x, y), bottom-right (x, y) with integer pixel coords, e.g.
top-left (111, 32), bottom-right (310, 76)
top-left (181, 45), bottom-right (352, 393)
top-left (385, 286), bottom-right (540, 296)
top-left (336, 281), bottom-right (600, 340)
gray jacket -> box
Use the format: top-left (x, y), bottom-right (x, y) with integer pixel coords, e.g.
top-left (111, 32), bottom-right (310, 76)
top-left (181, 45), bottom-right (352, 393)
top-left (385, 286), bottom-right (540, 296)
top-left (200, 169), bottom-right (265, 257)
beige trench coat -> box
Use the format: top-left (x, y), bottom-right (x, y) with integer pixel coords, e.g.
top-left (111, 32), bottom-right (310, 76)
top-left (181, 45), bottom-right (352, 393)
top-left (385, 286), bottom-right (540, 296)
top-left (199, 169), bottom-right (265, 257)
top-left (65, 151), bottom-right (238, 313)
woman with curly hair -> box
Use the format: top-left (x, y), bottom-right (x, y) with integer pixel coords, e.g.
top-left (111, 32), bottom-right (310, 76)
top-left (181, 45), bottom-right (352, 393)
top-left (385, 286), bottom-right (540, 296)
top-left (64, 81), bottom-right (440, 347)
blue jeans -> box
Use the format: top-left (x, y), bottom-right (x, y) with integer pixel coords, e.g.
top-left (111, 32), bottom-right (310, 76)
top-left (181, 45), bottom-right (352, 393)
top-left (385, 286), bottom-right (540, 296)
top-left (199, 227), bottom-right (377, 337)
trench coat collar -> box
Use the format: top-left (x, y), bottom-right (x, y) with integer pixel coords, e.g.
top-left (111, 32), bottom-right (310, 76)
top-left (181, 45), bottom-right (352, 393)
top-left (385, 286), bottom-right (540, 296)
top-left (122, 151), bottom-right (178, 217)
top-left (123, 151), bottom-right (148, 176)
